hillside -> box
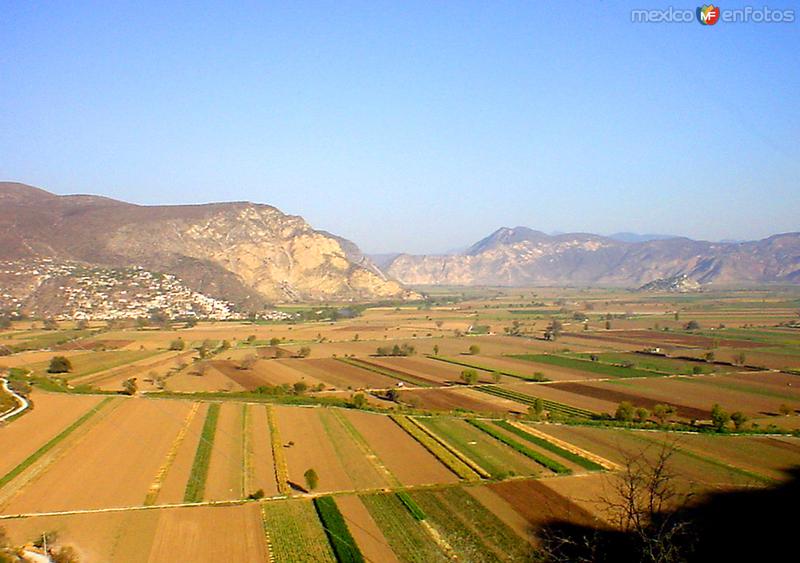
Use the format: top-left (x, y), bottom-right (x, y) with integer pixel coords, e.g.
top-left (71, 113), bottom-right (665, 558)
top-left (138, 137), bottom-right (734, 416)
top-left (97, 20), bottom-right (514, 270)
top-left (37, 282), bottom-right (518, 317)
top-left (385, 227), bottom-right (800, 287)
top-left (0, 182), bottom-right (416, 311)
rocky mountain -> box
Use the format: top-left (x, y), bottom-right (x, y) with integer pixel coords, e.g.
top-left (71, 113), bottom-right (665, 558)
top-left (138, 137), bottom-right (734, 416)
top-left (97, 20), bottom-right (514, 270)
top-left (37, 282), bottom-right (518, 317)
top-left (0, 182), bottom-right (416, 309)
top-left (385, 227), bottom-right (800, 287)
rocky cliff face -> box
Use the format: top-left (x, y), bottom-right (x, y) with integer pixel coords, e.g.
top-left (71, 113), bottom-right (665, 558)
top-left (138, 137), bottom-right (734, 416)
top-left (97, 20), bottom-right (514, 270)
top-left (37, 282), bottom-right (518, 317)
top-left (385, 227), bottom-right (800, 287)
top-left (0, 182), bottom-right (416, 306)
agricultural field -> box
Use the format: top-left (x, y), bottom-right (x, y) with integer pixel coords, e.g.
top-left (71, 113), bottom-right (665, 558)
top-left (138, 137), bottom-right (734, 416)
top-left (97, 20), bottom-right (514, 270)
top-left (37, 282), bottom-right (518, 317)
top-left (1, 287), bottom-right (800, 560)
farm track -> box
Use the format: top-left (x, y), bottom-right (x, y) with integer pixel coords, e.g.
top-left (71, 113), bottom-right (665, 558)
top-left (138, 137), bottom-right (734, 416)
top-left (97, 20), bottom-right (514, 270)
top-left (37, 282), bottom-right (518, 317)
top-left (0, 378), bottom-right (29, 422)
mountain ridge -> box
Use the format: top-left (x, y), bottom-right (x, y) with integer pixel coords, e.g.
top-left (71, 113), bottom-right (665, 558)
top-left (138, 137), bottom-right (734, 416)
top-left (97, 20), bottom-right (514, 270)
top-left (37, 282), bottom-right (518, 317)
top-left (0, 182), bottom-right (417, 308)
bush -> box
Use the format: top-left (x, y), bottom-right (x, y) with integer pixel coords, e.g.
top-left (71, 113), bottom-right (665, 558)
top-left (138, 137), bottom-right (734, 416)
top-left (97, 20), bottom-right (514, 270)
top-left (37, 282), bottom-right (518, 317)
top-left (48, 356), bottom-right (72, 374)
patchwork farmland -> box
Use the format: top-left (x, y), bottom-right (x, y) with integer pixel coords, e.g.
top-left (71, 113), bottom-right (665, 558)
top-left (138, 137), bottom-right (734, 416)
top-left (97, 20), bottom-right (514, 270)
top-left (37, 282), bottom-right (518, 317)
top-left (1, 287), bottom-right (800, 560)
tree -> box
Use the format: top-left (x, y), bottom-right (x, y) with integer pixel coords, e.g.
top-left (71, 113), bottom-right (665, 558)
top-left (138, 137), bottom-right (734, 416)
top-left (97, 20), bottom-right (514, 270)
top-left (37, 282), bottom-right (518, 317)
top-left (615, 401), bottom-right (635, 422)
top-left (704, 351), bottom-right (715, 362)
top-left (297, 346), bottom-right (312, 358)
top-left (468, 344), bottom-right (480, 355)
top-left (293, 381), bottom-right (308, 395)
top-left (48, 356), bottom-right (72, 374)
top-left (635, 407), bottom-right (650, 423)
top-left (652, 404), bottom-right (676, 425)
top-left (544, 318), bottom-right (563, 341)
top-left (351, 393), bottom-right (367, 408)
top-left (460, 369), bottom-right (479, 385)
top-left (169, 338), bottom-right (185, 351)
top-left (733, 352), bottom-right (747, 366)
top-left (533, 397), bottom-right (544, 418)
top-left (304, 468), bottom-right (319, 491)
top-left (122, 378), bottom-right (138, 396)
top-left (779, 404), bottom-right (792, 416)
top-left (605, 320), bottom-right (612, 330)
top-left (246, 334), bottom-right (256, 344)
top-left (711, 403), bottom-right (730, 431)
top-left (730, 411), bottom-right (748, 431)
top-left (0, 345), bottom-right (11, 357)
top-left (491, 371), bottom-right (502, 383)
top-left (432, 344), bottom-right (440, 356)
top-left (386, 388), bottom-right (400, 402)
top-left (435, 320), bottom-right (444, 329)
top-left (219, 340), bottom-right (231, 351)
top-left (239, 354), bottom-right (257, 370)
top-left (543, 440), bottom-right (695, 563)
top-left (269, 337), bottom-right (281, 346)
top-left (685, 320), bottom-right (700, 331)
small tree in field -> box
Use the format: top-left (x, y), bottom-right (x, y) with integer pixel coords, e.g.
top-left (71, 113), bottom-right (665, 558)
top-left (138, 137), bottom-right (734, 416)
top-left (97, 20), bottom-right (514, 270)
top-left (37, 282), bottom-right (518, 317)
top-left (169, 338), bottom-right (185, 351)
top-left (711, 403), bottom-right (730, 431)
top-left (239, 354), bottom-right (257, 370)
top-left (433, 344), bottom-right (440, 356)
top-left (635, 407), bottom-right (650, 423)
top-left (652, 404), bottom-right (676, 426)
top-left (122, 378), bottom-right (138, 396)
top-left (304, 468), bottom-right (319, 491)
top-left (779, 404), bottom-right (792, 416)
top-left (730, 411), bottom-right (748, 431)
top-left (492, 371), bottom-right (502, 383)
top-left (468, 344), bottom-right (480, 355)
top-left (615, 401), bottom-right (635, 422)
top-left (297, 346), bottom-right (312, 358)
top-left (48, 356), bottom-right (72, 374)
top-left (351, 393), bottom-right (367, 408)
top-left (293, 381), bottom-right (308, 395)
top-left (460, 369), bottom-right (479, 385)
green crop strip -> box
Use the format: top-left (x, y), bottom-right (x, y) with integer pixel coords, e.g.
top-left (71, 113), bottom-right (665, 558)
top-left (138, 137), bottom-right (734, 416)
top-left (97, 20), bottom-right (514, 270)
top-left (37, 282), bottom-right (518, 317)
top-left (511, 354), bottom-right (669, 378)
top-left (183, 402), bottom-right (221, 502)
top-left (466, 419), bottom-right (571, 474)
top-left (396, 491), bottom-right (426, 521)
top-left (313, 496), bottom-right (365, 563)
top-left (336, 357), bottom-right (433, 387)
top-left (0, 397), bottom-right (114, 489)
top-left (493, 420), bottom-right (604, 471)
top-left (473, 385), bottom-right (596, 418)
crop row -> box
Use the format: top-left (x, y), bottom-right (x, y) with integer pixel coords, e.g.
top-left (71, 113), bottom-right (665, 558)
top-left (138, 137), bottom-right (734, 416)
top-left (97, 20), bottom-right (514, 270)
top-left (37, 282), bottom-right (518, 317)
top-left (183, 402), bottom-right (220, 503)
top-left (493, 420), bottom-right (604, 471)
top-left (390, 415), bottom-right (482, 480)
top-left (474, 385), bottom-right (596, 418)
top-left (266, 405), bottom-right (291, 495)
top-left (313, 496), bottom-right (365, 563)
top-left (466, 419), bottom-right (571, 474)
top-left (427, 356), bottom-right (548, 382)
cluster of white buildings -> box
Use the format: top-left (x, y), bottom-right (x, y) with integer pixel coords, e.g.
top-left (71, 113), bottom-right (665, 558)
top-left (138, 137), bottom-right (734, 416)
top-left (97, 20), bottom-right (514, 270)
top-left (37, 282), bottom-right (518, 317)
top-left (0, 259), bottom-right (247, 321)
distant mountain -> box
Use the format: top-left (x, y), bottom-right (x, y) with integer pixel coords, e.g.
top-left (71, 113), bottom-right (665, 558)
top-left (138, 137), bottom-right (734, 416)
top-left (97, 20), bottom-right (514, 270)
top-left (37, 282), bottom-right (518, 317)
top-left (384, 226), bottom-right (800, 287)
top-left (608, 232), bottom-right (679, 243)
top-left (0, 182), bottom-right (417, 312)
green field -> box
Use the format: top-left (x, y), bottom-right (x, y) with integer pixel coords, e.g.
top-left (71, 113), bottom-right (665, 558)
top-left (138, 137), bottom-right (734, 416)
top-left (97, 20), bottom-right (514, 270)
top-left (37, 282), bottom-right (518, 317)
top-left (361, 493), bottom-right (449, 563)
top-left (570, 352), bottom-right (716, 375)
top-left (512, 354), bottom-right (669, 378)
top-left (25, 349), bottom-right (158, 380)
top-left (495, 421), bottom-right (604, 471)
top-left (474, 385), bottom-right (596, 418)
top-left (410, 487), bottom-right (533, 562)
top-left (467, 419), bottom-right (570, 474)
top-left (262, 499), bottom-right (336, 562)
top-left (419, 417), bottom-right (542, 479)
top-left (313, 496), bottom-right (365, 563)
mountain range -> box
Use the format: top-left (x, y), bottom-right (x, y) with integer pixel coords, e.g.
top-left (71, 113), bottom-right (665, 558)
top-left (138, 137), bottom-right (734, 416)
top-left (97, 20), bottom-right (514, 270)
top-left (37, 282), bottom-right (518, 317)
top-left (1, 184), bottom-right (798, 317)
top-left (383, 226), bottom-right (800, 287)
top-left (0, 183), bottom-right (414, 310)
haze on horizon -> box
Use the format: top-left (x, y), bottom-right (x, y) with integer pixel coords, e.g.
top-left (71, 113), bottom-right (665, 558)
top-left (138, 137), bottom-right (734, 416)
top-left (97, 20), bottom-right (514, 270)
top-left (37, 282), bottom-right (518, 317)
top-left (1, 2), bottom-right (798, 254)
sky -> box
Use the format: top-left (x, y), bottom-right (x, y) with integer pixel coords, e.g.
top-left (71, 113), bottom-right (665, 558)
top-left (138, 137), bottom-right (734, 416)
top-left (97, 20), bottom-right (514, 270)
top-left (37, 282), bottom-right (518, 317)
top-left (1, 1), bottom-right (798, 254)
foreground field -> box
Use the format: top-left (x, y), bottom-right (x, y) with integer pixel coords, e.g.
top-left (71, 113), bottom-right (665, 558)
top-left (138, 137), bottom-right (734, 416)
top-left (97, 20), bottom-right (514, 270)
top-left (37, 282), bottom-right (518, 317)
top-left (2, 287), bottom-right (800, 560)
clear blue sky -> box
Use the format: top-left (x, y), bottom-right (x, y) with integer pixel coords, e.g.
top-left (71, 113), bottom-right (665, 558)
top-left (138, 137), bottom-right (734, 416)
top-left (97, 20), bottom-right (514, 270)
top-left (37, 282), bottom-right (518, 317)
top-left (1, 1), bottom-right (798, 253)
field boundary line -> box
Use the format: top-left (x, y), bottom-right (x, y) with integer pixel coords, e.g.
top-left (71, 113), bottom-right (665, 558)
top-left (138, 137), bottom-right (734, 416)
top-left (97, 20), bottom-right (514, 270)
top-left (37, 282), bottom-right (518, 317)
top-left (406, 416), bottom-right (492, 479)
top-left (329, 410), bottom-right (401, 487)
top-left (266, 405), bottom-right (291, 496)
top-left (144, 401), bottom-right (200, 506)
top-left (507, 421), bottom-right (621, 471)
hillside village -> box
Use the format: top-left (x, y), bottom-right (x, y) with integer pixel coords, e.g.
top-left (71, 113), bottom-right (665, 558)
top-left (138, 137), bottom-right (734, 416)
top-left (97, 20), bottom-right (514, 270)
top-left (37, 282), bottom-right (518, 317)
top-left (0, 259), bottom-right (292, 322)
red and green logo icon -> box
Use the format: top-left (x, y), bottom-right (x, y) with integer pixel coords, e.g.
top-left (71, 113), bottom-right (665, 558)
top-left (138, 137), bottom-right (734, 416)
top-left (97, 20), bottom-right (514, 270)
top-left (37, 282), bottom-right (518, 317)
top-left (697, 4), bottom-right (721, 24)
